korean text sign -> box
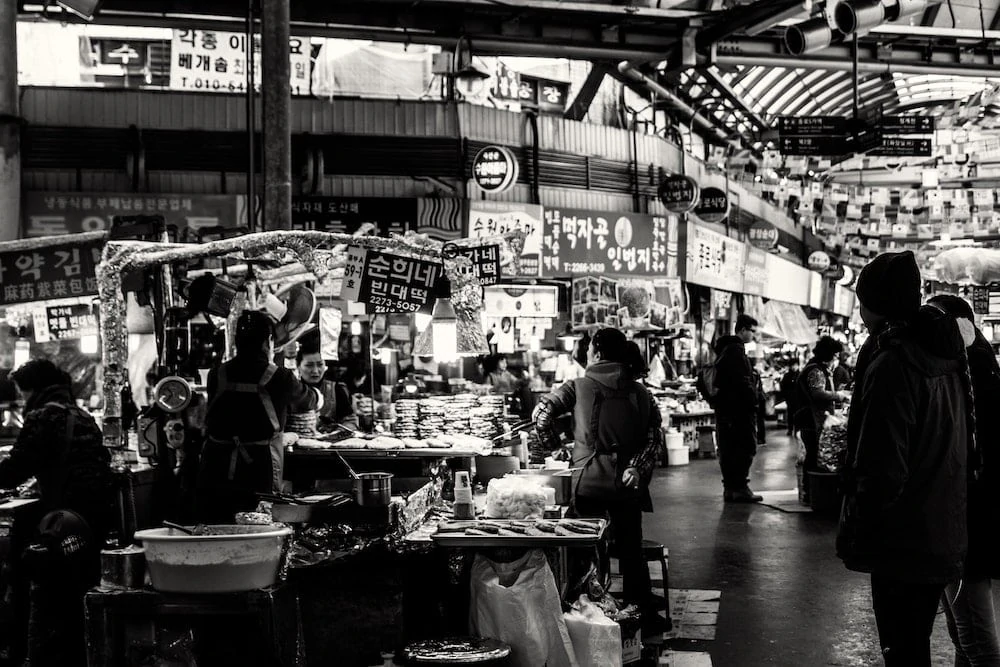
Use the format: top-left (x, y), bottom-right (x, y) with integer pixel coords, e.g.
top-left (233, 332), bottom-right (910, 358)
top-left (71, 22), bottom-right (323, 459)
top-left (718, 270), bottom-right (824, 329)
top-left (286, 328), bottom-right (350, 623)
top-left (466, 201), bottom-right (543, 277)
top-left (541, 208), bottom-right (677, 276)
top-left (22, 192), bottom-right (245, 238)
top-left (42, 304), bottom-right (98, 342)
top-left (0, 240), bottom-right (103, 307)
top-left (683, 221), bottom-right (746, 292)
top-left (456, 245), bottom-right (502, 287)
top-left (291, 196), bottom-right (418, 236)
top-left (340, 248), bottom-right (442, 314)
top-left (169, 29), bottom-right (310, 96)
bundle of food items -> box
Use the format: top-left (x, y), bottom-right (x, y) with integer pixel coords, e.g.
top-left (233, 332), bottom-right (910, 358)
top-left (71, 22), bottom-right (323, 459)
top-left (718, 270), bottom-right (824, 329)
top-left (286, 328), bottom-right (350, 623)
top-left (817, 420), bottom-right (849, 473)
top-left (435, 518), bottom-right (603, 538)
top-left (286, 410), bottom-right (319, 436)
top-left (393, 394), bottom-right (505, 440)
top-left (484, 476), bottom-right (548, 520)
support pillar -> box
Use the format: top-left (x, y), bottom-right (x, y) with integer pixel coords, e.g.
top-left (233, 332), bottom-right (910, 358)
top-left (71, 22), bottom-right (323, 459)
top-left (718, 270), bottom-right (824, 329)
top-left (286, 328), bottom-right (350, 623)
top-left (261, 0), bottom-right (291, 231)
top-left (0, 0), bottom-right (20, 242)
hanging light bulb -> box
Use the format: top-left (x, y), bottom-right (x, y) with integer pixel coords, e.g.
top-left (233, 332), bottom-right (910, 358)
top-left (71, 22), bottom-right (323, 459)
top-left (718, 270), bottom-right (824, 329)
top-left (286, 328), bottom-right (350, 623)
top-left (431, 276), bottom-right (458, 363)
top-left (80, 334), bottom-right (99, 355)
top-left (13, 339), bottom-right (30, 369)
top-left (414, 312), bottom-right (433, 332)
top-left (350, 317), bottom-right (362, 336)
top-left (557, 323), bottom-right (579, 352)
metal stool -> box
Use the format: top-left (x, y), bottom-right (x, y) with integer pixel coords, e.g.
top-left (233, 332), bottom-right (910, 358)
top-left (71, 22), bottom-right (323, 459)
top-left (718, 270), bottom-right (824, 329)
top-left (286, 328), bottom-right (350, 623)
top-left (641, 539), bottom-right (670, 618)
top-left (696, 426), bottom-right (717, 458)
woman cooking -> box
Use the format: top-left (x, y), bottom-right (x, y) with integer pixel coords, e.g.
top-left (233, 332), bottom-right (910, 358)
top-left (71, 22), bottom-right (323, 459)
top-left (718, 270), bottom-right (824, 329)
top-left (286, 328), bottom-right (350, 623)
top-left (196, 311), bottom-right (320, 523)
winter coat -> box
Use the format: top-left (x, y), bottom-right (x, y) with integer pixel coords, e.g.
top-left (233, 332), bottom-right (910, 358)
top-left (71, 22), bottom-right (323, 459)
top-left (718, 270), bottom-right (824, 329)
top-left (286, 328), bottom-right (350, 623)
top-left (794, 360), bottom-right (840, 434)
top-left (712, 336), bottom-right (758, 420)
top-left (963, 330), bottom-right (1000, 578)
top-left (0, 384), bottom-right (112, 532)
top-left (837, 306), bottom-right (969, 583)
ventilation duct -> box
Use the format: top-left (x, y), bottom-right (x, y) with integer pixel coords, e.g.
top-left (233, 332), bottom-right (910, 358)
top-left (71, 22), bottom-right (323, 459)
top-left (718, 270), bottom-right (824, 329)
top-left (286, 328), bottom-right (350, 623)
top-left (834, 0), bottom-right (886, 35)
top-left (784, 18), bottom-right (845, 56)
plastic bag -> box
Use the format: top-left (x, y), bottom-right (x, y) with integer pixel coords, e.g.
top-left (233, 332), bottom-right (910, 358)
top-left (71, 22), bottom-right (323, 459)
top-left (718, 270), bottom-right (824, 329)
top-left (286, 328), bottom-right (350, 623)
top-left (469, 549), bottom-right (579, 667)
top-left (564, 595), bottom-right (622, 667)
top-left (818, 412), bottom-right (849, 473)
top-left (794, 433), bottom-right (806, 465)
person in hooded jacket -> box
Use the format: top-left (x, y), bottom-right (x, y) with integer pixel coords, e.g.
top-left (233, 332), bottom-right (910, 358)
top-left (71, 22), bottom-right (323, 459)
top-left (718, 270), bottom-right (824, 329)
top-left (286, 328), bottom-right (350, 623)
top-left (0, 359), bottom-right (112, 666)
top-left (929, 293), bottom-right (1000, 667)
top-left (838, 251), bottom-right (972, 667)
top-left (712, 313), bottom-right (764, 502)
top-left (533, 328), bottom-right (663, 630)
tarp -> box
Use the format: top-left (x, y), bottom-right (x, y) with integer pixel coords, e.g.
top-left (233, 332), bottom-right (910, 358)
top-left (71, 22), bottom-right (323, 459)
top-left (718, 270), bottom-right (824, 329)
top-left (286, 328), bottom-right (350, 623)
top-left (760, 300), bottom-right (818, 346)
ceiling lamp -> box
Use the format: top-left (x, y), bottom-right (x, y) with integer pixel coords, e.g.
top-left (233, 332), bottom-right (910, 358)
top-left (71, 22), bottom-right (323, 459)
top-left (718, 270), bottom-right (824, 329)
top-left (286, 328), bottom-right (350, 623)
top-left (448, 36), bottom-right (489, 99)
top-left (412, 275), bottom-right (458, 362)
top-left (785, 17), bottom-right (845, 56)
top-left (834, 0), bottom-right (885, 35)
top-left (557, 323), bottom-right (580, 352)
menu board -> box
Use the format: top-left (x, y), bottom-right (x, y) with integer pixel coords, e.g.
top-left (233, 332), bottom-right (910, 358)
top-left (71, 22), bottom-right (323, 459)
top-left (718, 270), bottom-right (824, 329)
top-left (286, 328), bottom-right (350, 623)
top-left (0, 240), bottom-right (103, 307)
top-left (169, 29), bottom-right (310, 96)
top-left (683, 222), bottom-right (746, 292)
top-left (34, 303), bottom-right (98, 343)
top-left (456, 245), bottom-right (502, 286)
top-left (466, 201), bottom-right (544, 277)
top-left (341, 248), bottom-right (442, 314)
top-left (541, 208), bottom-right (676, 276)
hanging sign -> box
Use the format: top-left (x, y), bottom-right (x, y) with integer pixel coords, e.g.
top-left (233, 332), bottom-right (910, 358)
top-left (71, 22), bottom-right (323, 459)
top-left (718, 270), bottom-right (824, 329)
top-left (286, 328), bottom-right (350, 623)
top-left (743, 246), bottom-right (768, 296)
top-left (455, 244), bottom-right (502, 286)
top-left (777, 116), bottom-right (848, 136)
top-left (879, 116), bottom-right (935, 134)
top-left (693, 187), bottom-right (730, 224)
top-left (657, 175), bottom-right (699, 214)
top-left (869, 138), bottom-right (933, 157)
top-left (684, 221), bottom-right (745, 292)
top-left (541, 208), bottom-right (677, 276)
top-left (169, 29), bottom-right (311, 96)
top-left (0, 240), bottom-right (103, 307)
top-left (748, 220), bottom-right (779, 250)
top-left (35, 303), bottom-right (98, 343)
top-left (291, 196), bottom-right (417, 236)
top-left (340, 247), bottom-right (442, 314)
top-left (466, 201), bottom-right (544, 277)
top-left (807, 250), bottom-right (832, 272)
top-left (472, 145), bottom-right (519, 193)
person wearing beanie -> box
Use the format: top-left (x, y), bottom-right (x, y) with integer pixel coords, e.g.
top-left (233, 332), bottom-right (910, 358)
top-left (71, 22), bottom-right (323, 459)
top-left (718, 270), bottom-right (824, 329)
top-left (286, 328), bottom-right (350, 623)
top-left (838, 252), bottom-right (971, 666)
top-left (928, 294), bottom-right (1000, 665)
top-left (197, 309), bottom-right (320, 523)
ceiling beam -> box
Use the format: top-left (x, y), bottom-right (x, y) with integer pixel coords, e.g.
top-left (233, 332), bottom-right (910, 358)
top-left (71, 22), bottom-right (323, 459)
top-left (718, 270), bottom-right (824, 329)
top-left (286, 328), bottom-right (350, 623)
top-left (699, 67), bottom-right (769, 129)
top-left (564, 63), bottom-right (611, 121)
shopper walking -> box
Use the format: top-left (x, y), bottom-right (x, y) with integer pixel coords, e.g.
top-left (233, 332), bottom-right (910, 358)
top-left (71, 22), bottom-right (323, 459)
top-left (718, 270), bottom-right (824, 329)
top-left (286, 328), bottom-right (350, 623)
top-left (838, 251), bottom-right (971, 667)
top-left (712, 314), bottom-right (764, 502)
top-left (793, 336), bottom-right (849, 502)
top-left (779, 359), bottom-right (800, 436)
top-left (929, 294), bottom-right (1000, 667)
top-left (533, 328), bottom-right (663, 631)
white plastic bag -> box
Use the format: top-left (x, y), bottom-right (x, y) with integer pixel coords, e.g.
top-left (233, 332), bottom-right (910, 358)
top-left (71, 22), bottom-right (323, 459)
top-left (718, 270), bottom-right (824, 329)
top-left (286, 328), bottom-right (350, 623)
top-left (564, 595), bottom-right (623, 667)
top-left (469, 549), bottom-right (579, 667)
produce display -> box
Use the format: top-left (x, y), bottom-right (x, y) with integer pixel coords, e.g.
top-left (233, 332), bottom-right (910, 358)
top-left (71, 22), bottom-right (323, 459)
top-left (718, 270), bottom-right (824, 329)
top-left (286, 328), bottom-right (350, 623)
top-left (484, 476), bottom-right (547, 520)
top-left (394, 394), bottom-right (504, 440)
top-left (817, 421), bottom-right (849, 473)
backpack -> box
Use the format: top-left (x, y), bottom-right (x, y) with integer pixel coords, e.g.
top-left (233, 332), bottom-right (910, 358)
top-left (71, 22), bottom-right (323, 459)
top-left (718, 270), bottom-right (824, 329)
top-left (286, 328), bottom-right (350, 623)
top-left (697, 361), bottom-right (720, 406)
top-left (574, 381), bottom-right (651, 501)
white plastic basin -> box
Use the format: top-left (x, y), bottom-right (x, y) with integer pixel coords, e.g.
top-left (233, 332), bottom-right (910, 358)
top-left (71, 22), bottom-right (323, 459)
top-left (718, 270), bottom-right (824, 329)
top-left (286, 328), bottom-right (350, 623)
top-left (133, 524), bottom-right (292, 593)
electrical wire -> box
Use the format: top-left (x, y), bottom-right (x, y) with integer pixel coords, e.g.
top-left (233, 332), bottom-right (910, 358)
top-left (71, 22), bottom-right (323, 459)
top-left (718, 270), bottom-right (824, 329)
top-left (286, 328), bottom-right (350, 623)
top-left (946, 0), bottom-right (957, 28)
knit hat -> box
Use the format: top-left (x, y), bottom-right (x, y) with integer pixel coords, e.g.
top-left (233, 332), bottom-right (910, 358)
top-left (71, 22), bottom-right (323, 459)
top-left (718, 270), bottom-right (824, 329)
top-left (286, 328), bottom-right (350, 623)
top-left (856, 251), bottom-right (922, 320)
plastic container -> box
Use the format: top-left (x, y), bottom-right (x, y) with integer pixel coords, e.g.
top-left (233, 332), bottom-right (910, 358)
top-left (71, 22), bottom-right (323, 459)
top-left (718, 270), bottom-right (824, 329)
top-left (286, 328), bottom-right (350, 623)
top-left (133, 524), bottom-right (292, 593)
top-left (666, 446), bottom-right (690, 466)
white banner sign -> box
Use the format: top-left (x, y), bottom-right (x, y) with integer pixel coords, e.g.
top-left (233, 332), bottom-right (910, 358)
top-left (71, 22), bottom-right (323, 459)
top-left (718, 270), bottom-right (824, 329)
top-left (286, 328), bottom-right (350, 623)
top-left (466, 201), bottom-right (544, 277)
top-left (683, 222), bottom-right (745, 293)
top-left (169, 29), bottom-right (311, 96)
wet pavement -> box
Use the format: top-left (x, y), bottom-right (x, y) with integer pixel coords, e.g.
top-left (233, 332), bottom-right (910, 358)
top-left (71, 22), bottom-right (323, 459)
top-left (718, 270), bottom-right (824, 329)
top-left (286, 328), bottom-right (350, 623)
top-left (644, 426), bottom-right (973, 667)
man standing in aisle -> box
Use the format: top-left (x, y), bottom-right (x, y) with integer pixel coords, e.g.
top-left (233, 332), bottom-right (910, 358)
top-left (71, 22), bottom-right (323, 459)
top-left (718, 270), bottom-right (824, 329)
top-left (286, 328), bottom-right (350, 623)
top-left (838, 251), bottom-right (970, 667)
top-left (713, 314), bottom-right (764, 502)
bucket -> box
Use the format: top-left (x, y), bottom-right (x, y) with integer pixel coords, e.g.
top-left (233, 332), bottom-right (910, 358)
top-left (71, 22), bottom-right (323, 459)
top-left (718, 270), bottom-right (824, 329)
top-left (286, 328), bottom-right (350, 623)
top-left (807, 471), bottom-right (841, 516)
top-left (666, 445), bottom-right (689, 466)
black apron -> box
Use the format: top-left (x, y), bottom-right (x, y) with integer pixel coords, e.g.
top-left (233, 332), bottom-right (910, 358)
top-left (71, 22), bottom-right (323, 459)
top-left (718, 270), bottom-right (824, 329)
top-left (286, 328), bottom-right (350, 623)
top-left (197, 364), bottom-right (283, 522)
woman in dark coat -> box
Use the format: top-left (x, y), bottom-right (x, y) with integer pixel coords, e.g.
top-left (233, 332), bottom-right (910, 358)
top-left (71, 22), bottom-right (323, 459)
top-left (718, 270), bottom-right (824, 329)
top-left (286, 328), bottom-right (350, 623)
top-left (929, 294), bottom-right (1000, 666)
top-left (794, 336), bottom-right (849, 500)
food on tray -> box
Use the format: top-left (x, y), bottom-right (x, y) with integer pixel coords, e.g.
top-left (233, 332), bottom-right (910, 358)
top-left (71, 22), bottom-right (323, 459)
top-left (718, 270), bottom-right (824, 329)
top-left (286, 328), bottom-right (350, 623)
top-left (368, 435), bottom-right (405, 450)
top-left (485, 476), bottom-right (547, 520)
top-left (334, 437), bottom-right (370, 449)
top-left (296, 438), bottom-right (331, 450)
top-left (403, 438), bottom-right (429, 449)
top-left (282, 432), bottom-right (299, 448)
top-left (432, 518), bottom-right (603, 540)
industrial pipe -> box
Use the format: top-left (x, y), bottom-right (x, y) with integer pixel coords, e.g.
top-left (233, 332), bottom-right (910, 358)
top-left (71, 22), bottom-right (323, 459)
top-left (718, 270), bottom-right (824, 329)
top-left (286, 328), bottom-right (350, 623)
top-left (835, 0), bottom-right (886, 35)
top-left (784, 17), bottom-right (846, 56)
top-left (713, 55), bottom-right (1000, 79)
top-left (617, 62), bottom-right (746, 153)
top-left (882, 0), bottom-right (927, 22)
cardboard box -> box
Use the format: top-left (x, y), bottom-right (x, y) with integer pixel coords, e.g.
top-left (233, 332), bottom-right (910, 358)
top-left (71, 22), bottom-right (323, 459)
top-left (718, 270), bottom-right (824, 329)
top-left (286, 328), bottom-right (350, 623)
top-left (621, 621), bottom-right (642, 664)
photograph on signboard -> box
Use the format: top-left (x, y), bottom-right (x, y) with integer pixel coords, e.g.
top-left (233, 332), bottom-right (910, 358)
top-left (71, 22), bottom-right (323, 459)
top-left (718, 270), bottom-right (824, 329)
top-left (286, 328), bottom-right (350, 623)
top-left (649, 303), bottom-right (668, 330)
top-left (572, 277), bottom-right (589, 305)
top-left (600, 278), bottom-right (618, 304)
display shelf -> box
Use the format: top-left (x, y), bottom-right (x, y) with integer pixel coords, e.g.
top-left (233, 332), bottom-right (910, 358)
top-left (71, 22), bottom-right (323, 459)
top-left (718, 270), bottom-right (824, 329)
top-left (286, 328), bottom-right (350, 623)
top-left (289, 447), bottom-right (481, 459)
top-left (431, 519), bottom-right (606, 548)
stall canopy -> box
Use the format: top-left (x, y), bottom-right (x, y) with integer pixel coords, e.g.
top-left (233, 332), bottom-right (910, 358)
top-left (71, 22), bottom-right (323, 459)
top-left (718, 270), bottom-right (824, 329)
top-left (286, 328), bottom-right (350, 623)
top-left (760, 300), bottom-right (818, 346)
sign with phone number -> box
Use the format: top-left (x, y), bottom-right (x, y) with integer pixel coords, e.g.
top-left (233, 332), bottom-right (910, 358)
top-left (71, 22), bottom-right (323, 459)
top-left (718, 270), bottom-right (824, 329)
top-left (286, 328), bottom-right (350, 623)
top-left (541, 208), bottom-right (676, 276)
top-left (341, 247), bottom-right (442, 314)
top-left (41, 304), bottom-right (98, 342)
top-left (169, 29), bottom-right (311, 96)
top-left (0, 240), bottom-right (103, 307)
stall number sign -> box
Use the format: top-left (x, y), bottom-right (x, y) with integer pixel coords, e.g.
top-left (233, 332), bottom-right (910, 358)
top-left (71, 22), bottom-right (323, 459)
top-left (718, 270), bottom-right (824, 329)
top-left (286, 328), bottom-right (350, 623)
top-left (542, 208), bottom-right (672, 276)
top-left (658, 175), bottom-right (699, 214)
top-left (0, 241), bottom-right (102, 307)
top-left (169, 29), bottom-right (310, 96)
top-left (456, 245), bottom-right (501, 286)
top-left (44, 304), bottom-right (97, 341)
top-left (472, 146), bottom-right (519, 193)
top-left (341, 247), bottom-right (442, 314)
top-left (972, 286), bottom-right (990, 315)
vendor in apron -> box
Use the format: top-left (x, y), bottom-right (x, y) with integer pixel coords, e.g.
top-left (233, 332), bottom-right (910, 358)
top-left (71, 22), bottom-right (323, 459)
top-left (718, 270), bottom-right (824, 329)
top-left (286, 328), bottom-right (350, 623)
top-left (196, 311), bottom-right (320, 523)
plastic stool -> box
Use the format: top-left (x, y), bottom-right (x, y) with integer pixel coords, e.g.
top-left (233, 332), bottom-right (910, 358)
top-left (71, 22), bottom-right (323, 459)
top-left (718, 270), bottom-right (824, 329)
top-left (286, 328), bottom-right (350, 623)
top-left (641, 539), bottom-right (669, 606)
top-left (404, 637), bottom-right (511, 665)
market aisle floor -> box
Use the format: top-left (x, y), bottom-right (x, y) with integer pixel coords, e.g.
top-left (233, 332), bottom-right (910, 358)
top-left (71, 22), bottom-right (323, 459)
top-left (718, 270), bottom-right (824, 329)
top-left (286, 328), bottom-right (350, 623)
top-left (643, 426), bottom-right (972, 667)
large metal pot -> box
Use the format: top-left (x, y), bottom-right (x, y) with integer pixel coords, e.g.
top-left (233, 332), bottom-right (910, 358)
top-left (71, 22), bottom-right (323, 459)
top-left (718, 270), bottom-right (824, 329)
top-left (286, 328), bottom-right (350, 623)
top-left (334, 451), bottom-right (393, 507)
